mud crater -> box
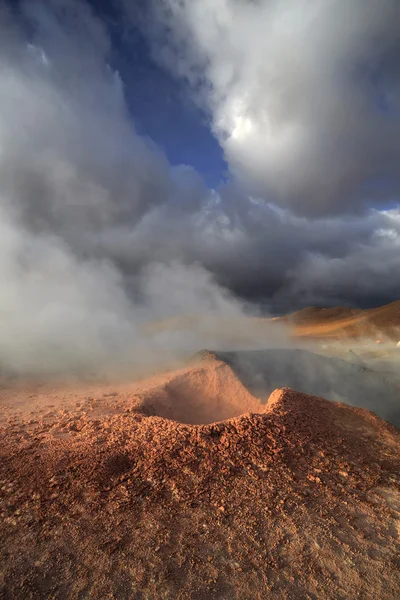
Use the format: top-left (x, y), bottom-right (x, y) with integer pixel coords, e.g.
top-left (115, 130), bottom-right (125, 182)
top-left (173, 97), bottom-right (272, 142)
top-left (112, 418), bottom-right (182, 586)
top-left (138, 362), bottom-right (262, 425)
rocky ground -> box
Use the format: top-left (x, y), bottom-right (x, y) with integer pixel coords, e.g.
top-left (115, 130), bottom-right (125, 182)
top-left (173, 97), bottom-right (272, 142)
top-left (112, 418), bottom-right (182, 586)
top-left (0, 356), bottom-right (399, 599)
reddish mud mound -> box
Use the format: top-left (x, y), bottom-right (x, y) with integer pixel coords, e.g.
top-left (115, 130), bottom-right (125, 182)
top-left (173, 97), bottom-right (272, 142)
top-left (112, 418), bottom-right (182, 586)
top-left (279, 299), bottom-right (400, 340)
top-left (137, 359), bottom-right (262, 424)
top-left (0, 360), bottom-right (399, 600)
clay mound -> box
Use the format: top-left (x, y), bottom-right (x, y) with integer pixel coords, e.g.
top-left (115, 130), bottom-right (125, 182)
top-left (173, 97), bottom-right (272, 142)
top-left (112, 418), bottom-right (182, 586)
top-left (1, 364), bottom-right (400, 600)
top-left (136, 360), bottom-right (262, 424)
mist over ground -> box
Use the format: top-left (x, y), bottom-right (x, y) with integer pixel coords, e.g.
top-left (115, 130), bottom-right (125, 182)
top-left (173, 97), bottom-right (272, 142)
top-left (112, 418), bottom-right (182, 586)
top-left (0, 1), bottom-right (399, 377)
top-left (209, 348), bottom-right (400, 427)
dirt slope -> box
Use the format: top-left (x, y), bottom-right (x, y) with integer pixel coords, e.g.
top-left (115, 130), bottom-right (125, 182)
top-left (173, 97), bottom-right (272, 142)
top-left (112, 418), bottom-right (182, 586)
top-left (0, 358), bottom-right (399, 600)
top-left (279, 300), bottom-right (400, 340)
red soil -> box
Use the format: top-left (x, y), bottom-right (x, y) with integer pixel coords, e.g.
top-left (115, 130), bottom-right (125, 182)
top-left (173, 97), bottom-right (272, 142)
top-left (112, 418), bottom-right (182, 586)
top-left (0, 359), bottom-right (399, 599)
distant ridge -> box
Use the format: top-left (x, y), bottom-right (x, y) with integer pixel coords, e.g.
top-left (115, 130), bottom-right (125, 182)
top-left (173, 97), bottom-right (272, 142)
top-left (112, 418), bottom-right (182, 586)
top-left (278, 300), bottom-right (400, 339)
top-left (282, 306), bottom-right (363, 325)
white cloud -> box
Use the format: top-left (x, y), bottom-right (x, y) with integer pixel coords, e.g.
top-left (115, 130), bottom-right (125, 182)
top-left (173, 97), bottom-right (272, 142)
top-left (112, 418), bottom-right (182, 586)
top-left (145, 0), bottom-right (400, 215)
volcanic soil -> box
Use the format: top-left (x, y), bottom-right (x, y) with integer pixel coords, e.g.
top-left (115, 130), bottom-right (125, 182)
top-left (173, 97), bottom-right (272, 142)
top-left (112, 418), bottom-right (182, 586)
top-left (0, 355), bottom-right (399, 599)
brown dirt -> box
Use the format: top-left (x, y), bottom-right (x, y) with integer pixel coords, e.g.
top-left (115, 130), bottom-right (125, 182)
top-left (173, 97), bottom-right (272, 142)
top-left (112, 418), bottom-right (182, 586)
top-left (0, 358), bottom-right (399, 599)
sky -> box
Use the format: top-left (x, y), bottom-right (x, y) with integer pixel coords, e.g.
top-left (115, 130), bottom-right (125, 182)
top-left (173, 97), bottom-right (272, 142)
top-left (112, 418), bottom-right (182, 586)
top-left (0, 0), bottom-right (400, 373)
top-left (60, 0), bottom-right (229, 188)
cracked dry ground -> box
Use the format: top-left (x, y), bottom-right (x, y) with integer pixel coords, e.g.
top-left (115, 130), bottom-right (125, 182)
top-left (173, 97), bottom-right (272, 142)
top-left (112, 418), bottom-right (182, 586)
top-left (0, 359), bottom-right (399, 599)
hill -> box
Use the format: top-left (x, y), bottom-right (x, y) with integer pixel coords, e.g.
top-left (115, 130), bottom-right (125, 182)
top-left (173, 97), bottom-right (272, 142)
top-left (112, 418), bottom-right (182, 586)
top-left (279, 300), bottom-right (400, 340)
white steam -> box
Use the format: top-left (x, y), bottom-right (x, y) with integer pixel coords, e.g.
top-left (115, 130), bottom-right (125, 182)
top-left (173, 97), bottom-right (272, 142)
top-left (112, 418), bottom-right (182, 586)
top-left (0, 2), bottom-right (278, 376)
